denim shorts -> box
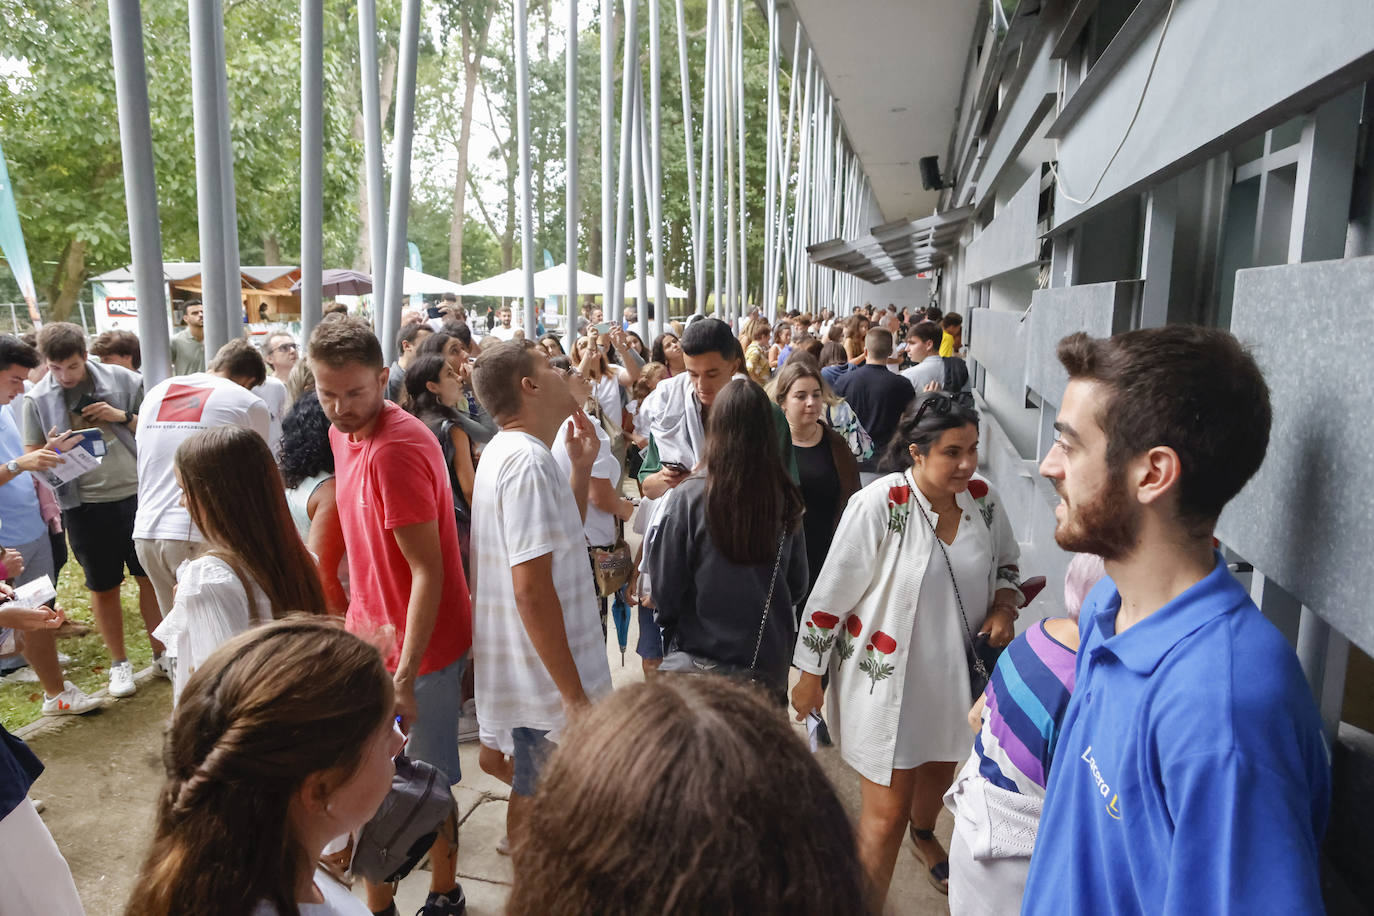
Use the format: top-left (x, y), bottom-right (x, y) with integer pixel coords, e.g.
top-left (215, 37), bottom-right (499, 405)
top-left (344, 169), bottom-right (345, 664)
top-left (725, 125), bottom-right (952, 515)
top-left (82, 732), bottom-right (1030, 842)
top-left (407, 655), bottom-right (467, 786)
top-left (511, 727), bottom-right (555, 797)
top-left (635, 604), bottom-right (664, 660)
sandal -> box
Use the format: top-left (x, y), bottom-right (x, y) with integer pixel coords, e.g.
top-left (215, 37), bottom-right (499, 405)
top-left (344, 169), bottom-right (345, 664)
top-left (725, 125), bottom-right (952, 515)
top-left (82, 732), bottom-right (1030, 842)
top-left (909, 825), bottom-right (950, 895)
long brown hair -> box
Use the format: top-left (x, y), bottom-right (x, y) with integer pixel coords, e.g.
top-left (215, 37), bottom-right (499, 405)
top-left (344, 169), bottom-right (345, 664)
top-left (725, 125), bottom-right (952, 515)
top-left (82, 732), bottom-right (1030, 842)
top-left (703, 379), bottom-right (803, 565)
top-left (507, 676), bottom-right (871, 916)
top-left (175, 427), bottom-right (327, 619)
top-left (126, 618), bottom-right (393, 916)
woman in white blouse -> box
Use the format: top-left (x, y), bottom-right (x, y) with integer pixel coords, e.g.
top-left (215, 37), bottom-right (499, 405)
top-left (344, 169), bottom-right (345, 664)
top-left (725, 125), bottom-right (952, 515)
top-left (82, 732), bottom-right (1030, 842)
top-left (790, 393), bottom-right (1022, 909)
top-left (153, 426), bottom-right (328, 704)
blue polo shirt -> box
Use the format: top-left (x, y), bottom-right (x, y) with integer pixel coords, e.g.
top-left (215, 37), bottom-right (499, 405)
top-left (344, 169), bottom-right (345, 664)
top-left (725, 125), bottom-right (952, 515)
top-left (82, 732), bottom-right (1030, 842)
top-left (1022, 554), bottom-right (1329, 915)
top-left (0, 402), bottom-right (45, 546)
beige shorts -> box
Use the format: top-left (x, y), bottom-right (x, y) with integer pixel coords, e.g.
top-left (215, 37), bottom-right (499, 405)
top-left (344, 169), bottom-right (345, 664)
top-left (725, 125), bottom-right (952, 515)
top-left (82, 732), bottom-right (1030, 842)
top-left (133, 538), bottom-right (203, 615)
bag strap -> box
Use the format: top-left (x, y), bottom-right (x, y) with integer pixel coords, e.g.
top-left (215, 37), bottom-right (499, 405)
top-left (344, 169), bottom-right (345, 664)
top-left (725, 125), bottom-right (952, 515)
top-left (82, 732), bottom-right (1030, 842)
top-left (913, 486), bottom-right (988, 684)
top-left (749, 530), bottom-right (788, 670)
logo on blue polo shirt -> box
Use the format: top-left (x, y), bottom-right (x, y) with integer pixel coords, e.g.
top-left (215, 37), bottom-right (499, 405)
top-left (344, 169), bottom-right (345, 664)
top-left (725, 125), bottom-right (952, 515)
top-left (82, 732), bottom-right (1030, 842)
top-left (1081, 745), bottom-right (1122, 820)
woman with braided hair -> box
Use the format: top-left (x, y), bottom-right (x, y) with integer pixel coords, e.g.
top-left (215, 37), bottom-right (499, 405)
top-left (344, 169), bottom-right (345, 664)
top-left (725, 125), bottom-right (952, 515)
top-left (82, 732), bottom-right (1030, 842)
top-left (126, 617), bottom-right (404, 916)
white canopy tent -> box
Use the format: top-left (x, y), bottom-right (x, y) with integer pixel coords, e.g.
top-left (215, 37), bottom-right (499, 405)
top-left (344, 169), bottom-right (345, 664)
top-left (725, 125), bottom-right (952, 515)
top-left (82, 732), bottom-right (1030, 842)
top-left (459, 267), bottom-right (527, 298)
top-left (531, 265), bottom-right (607, 298)
top-left (624, 275), bottom-right (688, 300)
top-left (402, 267), bottom-right (464, 296)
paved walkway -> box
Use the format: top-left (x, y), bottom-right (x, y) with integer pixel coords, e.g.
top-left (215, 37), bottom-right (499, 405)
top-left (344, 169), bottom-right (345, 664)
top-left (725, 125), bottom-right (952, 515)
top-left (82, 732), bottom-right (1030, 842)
top-left (26, 624), bottom-right (951, 915)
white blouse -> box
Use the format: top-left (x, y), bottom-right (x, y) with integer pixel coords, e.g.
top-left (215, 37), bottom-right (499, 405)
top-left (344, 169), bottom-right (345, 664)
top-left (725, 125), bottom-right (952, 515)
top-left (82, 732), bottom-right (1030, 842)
top-left (152, 555), bottom-right (271, 705)
top-left (793, 470), bottom-right (1021, 786)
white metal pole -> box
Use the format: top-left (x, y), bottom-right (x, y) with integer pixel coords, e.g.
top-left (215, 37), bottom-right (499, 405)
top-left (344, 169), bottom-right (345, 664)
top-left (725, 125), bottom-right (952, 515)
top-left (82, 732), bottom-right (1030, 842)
top-left (674, 0), bottom-right (700, 318)
top-left (632, 75), bottom-right (650, 343)
top-left (380, 0), bottom-right (420, 362)
top-left (735, 0), bottom-right (747, 313)
top-left (612, 0), bottom-right (640, 324)
top-left (762, 0), bottom-right (777, 321)
top-left (696, 0), bottom-right (716, 316)
top-left (648, 0), bottom-right (667, 334)
top-left (710, 0), bottom-right (723, 320)
top-left (515, 0), bottom-right (537, 333)
top-left (722, 0), bottom-right (736, 321)
top-left (211, 0), bottom-right (242, 344)
top-left (188, 0), bottom-right (230, 358)
top-left (601, 0), bottom-right (615, 327)
top-left (566, 0), bottom-right (578, 333)
top-left (300, 0), bottom-right (323, 339)
top-left (358, 0), bottom-right (387, 333)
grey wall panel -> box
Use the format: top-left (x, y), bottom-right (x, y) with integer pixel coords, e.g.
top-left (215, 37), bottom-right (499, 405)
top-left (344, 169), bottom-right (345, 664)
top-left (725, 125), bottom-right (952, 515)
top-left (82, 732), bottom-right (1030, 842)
top-left (1218, 255), bottom-right (1374, 655)
top-left (969, 306), bottom-right (1029, 397)
top-left (1026, 280), bottom-right (1136, 408)
top-left (1053, 0), bottom-right (1374, 231)
top-left (972, 27), bottom-right (1057, 198)
top-left (964, 170), bottom-right (1044, 285)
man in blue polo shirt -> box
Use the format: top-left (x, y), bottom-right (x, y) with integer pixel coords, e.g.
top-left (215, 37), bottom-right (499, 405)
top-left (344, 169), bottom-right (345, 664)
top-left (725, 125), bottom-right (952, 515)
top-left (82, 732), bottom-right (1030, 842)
top-left (1024, 326), bottom-right (1329, 915)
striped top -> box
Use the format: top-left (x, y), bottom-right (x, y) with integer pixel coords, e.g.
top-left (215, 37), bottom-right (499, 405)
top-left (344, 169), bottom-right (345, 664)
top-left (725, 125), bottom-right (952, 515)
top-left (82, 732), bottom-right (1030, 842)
top-left (974, 618), bottom-right (1077, 796)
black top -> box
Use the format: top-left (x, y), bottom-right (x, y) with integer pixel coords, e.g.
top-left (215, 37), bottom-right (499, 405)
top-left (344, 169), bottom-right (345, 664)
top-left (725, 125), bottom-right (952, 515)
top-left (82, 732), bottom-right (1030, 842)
top-left (645, 476), bottom-right (809, 691)
top-left (794, 437), bottom-right (840, 603)
top-left (1, 725), bottom-right (43, 821)
top-left (832, 364), bottom-right (916, 470)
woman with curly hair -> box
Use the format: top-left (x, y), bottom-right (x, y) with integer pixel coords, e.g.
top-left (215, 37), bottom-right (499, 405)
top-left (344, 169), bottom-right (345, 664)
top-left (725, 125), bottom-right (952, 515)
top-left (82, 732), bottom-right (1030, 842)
top-left (279, 392), bottom-right (347, 614)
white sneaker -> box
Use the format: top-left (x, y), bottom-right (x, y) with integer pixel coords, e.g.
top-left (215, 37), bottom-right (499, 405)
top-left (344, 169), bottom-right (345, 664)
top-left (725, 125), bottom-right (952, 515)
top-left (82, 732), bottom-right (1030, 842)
top-left (151, 655), bottom-right (173, 680)
top-left (108, 660), bottom-right (136, 698)
top-left (42, 681), bottom-right (103, 716)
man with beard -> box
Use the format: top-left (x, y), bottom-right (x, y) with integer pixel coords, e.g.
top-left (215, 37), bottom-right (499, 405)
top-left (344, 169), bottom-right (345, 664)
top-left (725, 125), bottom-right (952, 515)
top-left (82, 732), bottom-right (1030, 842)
top-left (1023, 327), bottom-right (1328, 915)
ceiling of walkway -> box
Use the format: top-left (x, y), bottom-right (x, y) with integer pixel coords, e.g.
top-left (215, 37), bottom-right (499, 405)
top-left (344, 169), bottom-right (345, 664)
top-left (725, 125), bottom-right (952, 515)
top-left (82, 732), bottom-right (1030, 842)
top-left (776, 0), bottom-right (981, 224)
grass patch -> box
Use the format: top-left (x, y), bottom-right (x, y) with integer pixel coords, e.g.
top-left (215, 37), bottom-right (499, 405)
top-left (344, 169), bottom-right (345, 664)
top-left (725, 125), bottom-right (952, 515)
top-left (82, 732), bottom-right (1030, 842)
top-left (0, 543), bottom-right (154, 730)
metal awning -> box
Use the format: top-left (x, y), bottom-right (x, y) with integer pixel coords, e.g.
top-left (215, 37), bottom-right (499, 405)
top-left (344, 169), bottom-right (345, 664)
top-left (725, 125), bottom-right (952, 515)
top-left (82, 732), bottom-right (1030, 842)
top-left (807, 206), bottom-right (972, 283)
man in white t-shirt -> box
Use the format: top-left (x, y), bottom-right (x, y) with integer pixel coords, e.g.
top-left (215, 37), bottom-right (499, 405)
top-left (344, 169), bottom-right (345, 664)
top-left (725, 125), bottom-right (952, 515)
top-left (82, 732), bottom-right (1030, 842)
top-left (488, 306), bottom-right (519, 341)
top-left (133, 339), bottom-right (270, 617)
top-left (469, 339), bottom-right (612, 846)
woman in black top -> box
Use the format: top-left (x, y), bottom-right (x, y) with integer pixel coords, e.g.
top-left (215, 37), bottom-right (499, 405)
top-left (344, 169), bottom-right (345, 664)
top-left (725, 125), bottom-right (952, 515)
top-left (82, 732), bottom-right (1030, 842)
top-left (644, 380), bottom-right (808, 699)
top-left (771, 358), bottom-right (862, 612)
top-left (403, 353), bottom-right (476, 573)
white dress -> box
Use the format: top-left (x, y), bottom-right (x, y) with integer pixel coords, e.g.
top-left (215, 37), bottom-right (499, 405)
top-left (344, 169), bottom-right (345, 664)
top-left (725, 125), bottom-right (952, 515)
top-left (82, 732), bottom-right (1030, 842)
top-left (152, 555), bottom-right (272, 705)
top-left (892, 514), bottom-right (991, 769)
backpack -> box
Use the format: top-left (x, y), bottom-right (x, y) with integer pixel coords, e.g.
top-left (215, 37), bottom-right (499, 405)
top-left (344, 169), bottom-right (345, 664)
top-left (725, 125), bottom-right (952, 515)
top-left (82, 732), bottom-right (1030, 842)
top-left (943, 357), bottom-right (975, 409)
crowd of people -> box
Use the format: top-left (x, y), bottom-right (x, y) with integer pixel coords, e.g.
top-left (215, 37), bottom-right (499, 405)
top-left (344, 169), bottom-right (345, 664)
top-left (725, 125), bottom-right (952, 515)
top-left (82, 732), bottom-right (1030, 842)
top-left (0, 296), bottom-right (1333, 916)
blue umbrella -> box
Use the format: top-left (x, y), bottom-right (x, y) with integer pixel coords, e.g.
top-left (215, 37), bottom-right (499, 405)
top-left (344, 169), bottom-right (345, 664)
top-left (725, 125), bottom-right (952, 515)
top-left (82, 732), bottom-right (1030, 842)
top-left (611, 588), bottom-right (632, 666)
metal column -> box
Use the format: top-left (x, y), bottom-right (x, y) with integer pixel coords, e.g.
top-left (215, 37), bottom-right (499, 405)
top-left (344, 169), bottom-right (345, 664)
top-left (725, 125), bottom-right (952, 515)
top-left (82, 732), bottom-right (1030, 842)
top-left (188, 0), bottom-right (232, 358)
top-left (647, 0), bottom-right (667, 334)
top-left (358, 0), bottom-right (387, 334)
top-left (108, 0), bottom-right (170, 387)
top-left (631, 77), bottom-right (650, 343)
top-left (381, 0), bottom-right (421, 363)
top-left (674, 0), bottom-right (700, 319)
top-left (566, 0), bottom-right (579, 332)
top-left (514, 0), bottom-right (537, 333)
top-left (300, 0), bottom-right (324, 340)
top-left (601, 0), bottom-right (615, 327)
top-left (611, 0), bottom-right (640, 324)
top-left (211, 0), bottom-right (242, 344)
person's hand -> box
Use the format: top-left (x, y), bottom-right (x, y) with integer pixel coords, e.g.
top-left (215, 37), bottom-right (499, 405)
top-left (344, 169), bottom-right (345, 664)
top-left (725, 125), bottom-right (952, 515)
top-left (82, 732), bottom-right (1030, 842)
top-left (44, 427), bottom-right (82, 453)
top-left (14, 449), bottom-right (64, 473)
top-left (923, 380), bottom-right (941, 392)
top-left (608, 327), bottom-right (630, 352)
top-left (967, 694), bottom-right (987, 734)
top-left (80, 401), bottom-right (127, 424)
top-left (848, 349), bottom-right (866, 365)
top-left (614, 497), bottom-right (636, 522)
top-left (640, 466), bottom-right (687, 500)
top-left (455, 359), bottom-right (473, 387)
top-left (0, 582), bottom-right (15, 601)
top-left (0, 605), bottom-right (64, 632)
top-left (792, 671), bottom-right (825, 723)
top-left (0, 549), bottom-right (23, 580)
top-left (978, 606), bottom-right (1017, 648)
top-left (563, 409), bottom-right (599, 475)
top-left (393, 676), bottom-right (418, 735)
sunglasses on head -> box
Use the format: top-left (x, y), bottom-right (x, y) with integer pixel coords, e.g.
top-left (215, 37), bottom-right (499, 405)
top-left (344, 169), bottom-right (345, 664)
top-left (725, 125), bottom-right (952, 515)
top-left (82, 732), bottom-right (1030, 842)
top-left (911, 392), bottom-right (955, 426)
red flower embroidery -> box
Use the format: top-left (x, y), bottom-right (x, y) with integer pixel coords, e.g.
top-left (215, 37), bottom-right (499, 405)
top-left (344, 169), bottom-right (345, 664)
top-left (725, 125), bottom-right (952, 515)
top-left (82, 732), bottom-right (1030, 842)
top-left (845, 615), bottom-right (863, 638)
top-left (872, 631), bottom-right (897, 655)
top-left (966, 479), bottom-right (988, 499)
top-left (888, 485), bottom-right (911, 506)
top-left (811, 611), bottom-right (840, 630)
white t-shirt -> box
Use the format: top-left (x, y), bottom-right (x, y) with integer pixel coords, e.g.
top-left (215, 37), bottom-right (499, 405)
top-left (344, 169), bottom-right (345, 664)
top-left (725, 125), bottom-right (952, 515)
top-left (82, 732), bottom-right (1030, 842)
top-left (489, 324), bottom-right (518, 341)
top-left (252, 376), bottom-right (288, 457)
top-left (591, 367), bottom-right (627, 423)
top-left (551, 416), bottom-right (619, 547)
top-left (471, 430), bottom-right (613, 752)
top-left (249, 868), bottom-right (369, 915)
top-left (901, 356), bottom-right (946, 392)
top-left (133, 373), bottom-right (271, 541)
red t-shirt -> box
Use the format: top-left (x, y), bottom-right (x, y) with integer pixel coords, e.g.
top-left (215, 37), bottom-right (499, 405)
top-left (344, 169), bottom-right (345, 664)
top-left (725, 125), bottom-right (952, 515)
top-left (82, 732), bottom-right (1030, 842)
top-left (332, 401), bottom-right (471, 675)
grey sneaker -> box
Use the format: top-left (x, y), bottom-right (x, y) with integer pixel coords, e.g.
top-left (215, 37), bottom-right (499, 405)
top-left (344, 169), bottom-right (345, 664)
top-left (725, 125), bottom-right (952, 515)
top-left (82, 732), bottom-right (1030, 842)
top-left (108, 660), bottom-right (136, 698)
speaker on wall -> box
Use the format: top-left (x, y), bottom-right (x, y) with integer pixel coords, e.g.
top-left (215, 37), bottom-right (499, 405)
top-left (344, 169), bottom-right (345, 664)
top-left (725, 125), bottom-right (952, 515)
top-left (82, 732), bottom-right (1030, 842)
top-left (919, 156), bottom-right (947, 191)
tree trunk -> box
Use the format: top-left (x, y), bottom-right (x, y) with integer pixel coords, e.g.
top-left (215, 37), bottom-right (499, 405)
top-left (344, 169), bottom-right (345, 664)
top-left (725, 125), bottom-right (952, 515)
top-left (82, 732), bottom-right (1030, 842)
top-left (450, 9), bottom-right (494, 285)
top-left (263, 235), bottom-right (281, 265)
top-left (46, 238), bottom-right (88, 323)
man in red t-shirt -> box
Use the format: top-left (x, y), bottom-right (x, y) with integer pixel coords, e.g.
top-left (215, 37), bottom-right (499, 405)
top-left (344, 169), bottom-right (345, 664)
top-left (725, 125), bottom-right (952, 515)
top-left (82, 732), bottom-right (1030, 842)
top-left (310, 317), bottom-right (471, 916)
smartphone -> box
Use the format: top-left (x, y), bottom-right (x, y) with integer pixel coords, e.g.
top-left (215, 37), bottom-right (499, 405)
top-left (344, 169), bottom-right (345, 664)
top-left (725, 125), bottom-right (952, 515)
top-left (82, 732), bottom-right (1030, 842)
top-left (593, 322), bottom-right (612, 335)
top-left (426, 305), bottom-right (443, 320)
top-left (661, 461), bottom-right (690, 474)
top-left (74, 393), bottom-right (100, 412)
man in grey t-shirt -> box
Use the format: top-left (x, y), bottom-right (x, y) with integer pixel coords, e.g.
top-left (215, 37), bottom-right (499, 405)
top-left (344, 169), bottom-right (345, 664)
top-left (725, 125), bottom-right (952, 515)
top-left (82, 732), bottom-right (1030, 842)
top-left (169, 301), bottom-right (205, 376)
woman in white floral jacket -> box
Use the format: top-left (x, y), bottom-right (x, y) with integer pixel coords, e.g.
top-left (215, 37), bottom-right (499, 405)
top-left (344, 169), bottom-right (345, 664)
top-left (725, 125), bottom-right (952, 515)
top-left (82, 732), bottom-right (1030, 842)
top-left (791, 392), bottom-right (1022, 908)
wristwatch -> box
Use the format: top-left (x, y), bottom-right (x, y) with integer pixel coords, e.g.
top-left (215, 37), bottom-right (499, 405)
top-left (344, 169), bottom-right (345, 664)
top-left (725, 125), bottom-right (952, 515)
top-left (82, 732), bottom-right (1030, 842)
top-left (5, 459), bottom-right (19, 475)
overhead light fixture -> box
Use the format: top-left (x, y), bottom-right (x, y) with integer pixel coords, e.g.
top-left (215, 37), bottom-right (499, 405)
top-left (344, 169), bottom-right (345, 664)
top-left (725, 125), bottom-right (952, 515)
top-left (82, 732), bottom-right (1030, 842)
top-left (890, 106), bottom-right (907, 113)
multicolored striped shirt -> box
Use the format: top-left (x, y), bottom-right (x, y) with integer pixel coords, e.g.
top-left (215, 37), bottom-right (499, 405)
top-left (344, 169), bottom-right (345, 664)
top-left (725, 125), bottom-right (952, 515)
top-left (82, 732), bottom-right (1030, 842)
top-left (974, 618), bottom-right (1077, 796)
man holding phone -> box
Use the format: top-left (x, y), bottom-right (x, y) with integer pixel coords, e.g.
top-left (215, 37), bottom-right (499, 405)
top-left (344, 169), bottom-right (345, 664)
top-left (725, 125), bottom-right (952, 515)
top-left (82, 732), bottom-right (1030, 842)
top-left (23, 323), bottom-right (162, 699)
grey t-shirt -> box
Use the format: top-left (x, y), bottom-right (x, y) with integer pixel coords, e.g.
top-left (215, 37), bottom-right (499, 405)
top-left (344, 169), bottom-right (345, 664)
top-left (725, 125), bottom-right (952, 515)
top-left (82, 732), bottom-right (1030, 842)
top-left (23, 374), bottom-right (143, 503)
top-left (170, 329), bottom-right (205, 376)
